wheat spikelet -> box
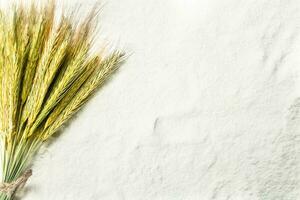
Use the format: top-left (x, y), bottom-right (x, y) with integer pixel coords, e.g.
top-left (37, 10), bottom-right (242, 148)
top-left (22, 18), bottom-right (71, 128)
top-left (21, 5), bottom-right (53, 106)
top-left (42, 52), bottom-right (124, 140)
top-left (43, 55), bottom-right (100, 129)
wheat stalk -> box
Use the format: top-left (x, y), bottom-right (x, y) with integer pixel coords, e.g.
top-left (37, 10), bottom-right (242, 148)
top-left (0, 1), bottom-right (124, 199)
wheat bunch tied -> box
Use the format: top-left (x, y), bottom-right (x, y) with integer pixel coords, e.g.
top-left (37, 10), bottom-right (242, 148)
top-left (0, 1), bottom-right (125, 199)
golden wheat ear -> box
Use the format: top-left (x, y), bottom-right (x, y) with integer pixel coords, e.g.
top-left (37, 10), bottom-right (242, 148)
top-left (0, 1), bottom-right (125, 199)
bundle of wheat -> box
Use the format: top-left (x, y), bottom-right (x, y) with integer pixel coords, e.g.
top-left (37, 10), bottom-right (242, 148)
top-left (0, 1), bottom-right (124, 199)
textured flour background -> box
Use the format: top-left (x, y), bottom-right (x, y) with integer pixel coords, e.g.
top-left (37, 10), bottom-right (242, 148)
top-left (4, 0), bottom-right (300, 199)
